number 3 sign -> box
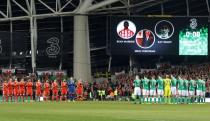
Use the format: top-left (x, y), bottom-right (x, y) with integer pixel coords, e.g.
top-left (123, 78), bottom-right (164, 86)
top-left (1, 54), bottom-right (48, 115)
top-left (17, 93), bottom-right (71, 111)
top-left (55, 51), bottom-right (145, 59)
top-left (46, 37), bottom-right (60, 58)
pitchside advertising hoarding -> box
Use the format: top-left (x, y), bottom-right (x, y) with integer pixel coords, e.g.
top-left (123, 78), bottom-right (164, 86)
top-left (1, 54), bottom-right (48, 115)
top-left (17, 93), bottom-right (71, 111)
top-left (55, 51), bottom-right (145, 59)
top-left (109, 16), bottom-right (209, 55)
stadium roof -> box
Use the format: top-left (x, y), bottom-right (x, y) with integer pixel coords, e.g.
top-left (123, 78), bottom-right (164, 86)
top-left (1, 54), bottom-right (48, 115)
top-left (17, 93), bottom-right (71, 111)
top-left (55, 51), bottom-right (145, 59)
top-left (0, 0), bottom-right (209, 74)
top-left (0, 0), bottom-right (209, 20)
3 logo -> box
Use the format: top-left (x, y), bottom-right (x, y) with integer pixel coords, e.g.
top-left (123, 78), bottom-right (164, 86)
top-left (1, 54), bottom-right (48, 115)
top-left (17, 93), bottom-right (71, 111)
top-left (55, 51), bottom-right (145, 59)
top-left (190, 18), bottom-right (197, 29)
top-left (46, 37), bottom-right (60, 58)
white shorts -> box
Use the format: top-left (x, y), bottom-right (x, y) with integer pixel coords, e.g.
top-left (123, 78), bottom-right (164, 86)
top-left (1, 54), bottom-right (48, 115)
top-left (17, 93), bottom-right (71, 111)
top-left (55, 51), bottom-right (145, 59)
top-left (203, 91), bottom-right (206, 97)
top-left (134, 87), bottom-right (141, 96)
top-left (150, 89), bottom-right (156, 96)
top-left (183, 90), bottom-right (188, 97)
top-left (157, 89), bottom-right (163, 96)
top-left (171, 87), bottom-right (177, 95)
top-left (178, 90), bottom-right (184, 96)
top-left (143, 89), bottom-right (149, 96)
top-left (196, 90), bottom-right (202, 96)
top-left (189, 91), bottom-right (195, 96)
top-left (201, 91), bottom-right (205, 97)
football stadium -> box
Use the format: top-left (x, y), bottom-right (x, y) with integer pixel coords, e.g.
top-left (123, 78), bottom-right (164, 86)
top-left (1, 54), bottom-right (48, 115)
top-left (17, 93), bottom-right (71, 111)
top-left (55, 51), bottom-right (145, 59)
top-left (0, 0), bottom-right (210, 121)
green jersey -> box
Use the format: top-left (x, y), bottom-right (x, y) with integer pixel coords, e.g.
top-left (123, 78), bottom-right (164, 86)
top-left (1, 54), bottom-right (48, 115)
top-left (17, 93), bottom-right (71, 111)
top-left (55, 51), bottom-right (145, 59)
top-left (150, 79), bottom-right (156, 90)
top-left (157, 77), bottom-right (164, 90)
top-left (142, 78), bottom-right (149, 90)
top-left (177, 79), bottom-right (184, 90)
top-left (196, 79), bottom-right (203, 90)
top-left (171, 76), bottom-right (177, 87)
top-left (183, 80), bottom-right (189, 90)
top-left (134, 79), bottom-right (141, 87)
top-left (189, 80), bottom-right (195, 91)
top-left (201, 80), bottom-right (206, 92)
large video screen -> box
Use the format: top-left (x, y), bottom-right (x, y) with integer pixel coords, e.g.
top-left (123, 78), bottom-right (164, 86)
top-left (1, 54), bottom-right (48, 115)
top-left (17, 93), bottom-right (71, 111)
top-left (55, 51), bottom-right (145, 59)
top-left (109, 16), bottom-right (208, 55)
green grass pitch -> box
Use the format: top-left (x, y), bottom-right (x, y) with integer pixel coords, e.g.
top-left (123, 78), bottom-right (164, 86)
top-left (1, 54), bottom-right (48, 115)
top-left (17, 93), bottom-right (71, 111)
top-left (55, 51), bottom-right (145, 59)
top-left (0, 102), bottom-right (209, 121)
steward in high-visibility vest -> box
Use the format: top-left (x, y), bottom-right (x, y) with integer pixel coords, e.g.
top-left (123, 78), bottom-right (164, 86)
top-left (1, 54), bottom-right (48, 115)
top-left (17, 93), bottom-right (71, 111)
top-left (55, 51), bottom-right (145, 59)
top-left (102, 90), bottom-right (105, 100)
top-left (98, 90), bottom-right (102, 100)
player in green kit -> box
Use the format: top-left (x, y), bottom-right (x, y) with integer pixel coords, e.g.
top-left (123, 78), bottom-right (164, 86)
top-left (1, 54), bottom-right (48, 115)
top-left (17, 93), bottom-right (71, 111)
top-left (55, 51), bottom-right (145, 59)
top-left (177, 76), bottom-right (184, 104)
top-left (171, 75), bottom-right (177, 104)
top-left (157, 76), bottom-right (164, 103)
top-left (133, 75), bottom-right (141, 104)
top-left (201, 77), bottom-right (206, 103)
top-left (183, 77), bottom-right (189, 104)
top-left (196, 77), bottom-right (203, 103)
top-left (189, 77), bottom-right (196, 104)
top-left (149, 76), bottom-right (157, 103)
top-left (142, 76), bottom-right (149, 103)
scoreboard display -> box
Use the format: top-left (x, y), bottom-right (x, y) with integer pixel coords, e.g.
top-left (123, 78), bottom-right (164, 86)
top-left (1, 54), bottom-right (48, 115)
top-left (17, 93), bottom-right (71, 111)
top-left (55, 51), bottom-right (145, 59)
top-left (109, 16), bottom-right (209, 55)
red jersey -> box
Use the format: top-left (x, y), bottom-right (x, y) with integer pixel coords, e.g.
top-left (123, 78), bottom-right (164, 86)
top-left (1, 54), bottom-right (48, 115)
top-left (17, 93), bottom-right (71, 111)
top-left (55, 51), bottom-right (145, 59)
top-left (77, 83), bottom-right (83, 95)
top-left (44, 82), bottom-right (50, 91)
top-left (19, 81), bottom-right (25, 90)
top-left (36, 82), bottom-right (42, 92)
top-left (8, 81), bottom-right (14, 91)
top-left (13, 81), bottom-right (19, 91)
top-left (43, 82), bottom-right (50, 96)
top-left (52, 82), bottom-right (58, 91)
top-left (3, 82), bottom-right (8, 92)
top-left (61, 82), bottom-right (67, 91)
top-left (26, 82), bottom-right (33, 91)
top-left (118, 28), bottom-right (134, 39)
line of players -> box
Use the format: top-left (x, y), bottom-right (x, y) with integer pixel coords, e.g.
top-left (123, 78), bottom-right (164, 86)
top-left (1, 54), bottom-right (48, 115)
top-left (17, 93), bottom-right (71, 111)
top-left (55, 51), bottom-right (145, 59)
top-left (133, 75), bottom-right (206, 104)
top-left (2, 78), bottom-right (77, 102)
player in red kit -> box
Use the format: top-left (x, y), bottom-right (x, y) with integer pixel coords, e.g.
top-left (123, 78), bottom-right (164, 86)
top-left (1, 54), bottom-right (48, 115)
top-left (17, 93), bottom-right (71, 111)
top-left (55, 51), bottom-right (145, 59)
top-left (26, 79), bottom-right (33, 101)
top-left (19, 78), bottom-right (26, 102)
top-left (76, 80), bottom-right (84, 100)
top-left (13, 79), bottom-right (20, 102)
top-left (60, 79), bottom-right (68, 101)
top-left (2, 80), bottom-right (8, 102)
top-left (52, 80), bottom-right (59, 101)
top-left (43, 80), bottom-right (50, 101)
top-left (7, 78), bottom-right (14, 102)
top-left (118, 21), bottom-right (134, 39)
top-left (36, 79), bottom-right (42, 101)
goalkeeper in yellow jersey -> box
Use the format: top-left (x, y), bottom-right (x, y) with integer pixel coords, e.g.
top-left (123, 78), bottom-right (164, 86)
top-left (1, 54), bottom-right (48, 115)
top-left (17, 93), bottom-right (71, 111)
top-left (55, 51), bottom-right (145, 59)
top-left (164, 75), bottom-right (172, 104)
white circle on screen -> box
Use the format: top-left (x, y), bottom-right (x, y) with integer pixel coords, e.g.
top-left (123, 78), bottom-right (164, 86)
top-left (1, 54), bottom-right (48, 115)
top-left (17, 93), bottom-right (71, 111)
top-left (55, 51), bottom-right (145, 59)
top-left (136, 29), bottom-right (155, 49)
top-left (117, 20), bottom-right (136, 39)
